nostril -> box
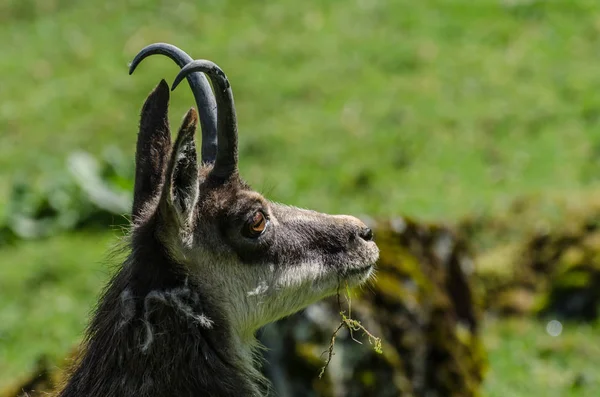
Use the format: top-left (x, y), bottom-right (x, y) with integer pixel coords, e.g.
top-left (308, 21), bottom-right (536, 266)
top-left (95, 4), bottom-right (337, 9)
top-left (359, 227), bottom-right (373, 241)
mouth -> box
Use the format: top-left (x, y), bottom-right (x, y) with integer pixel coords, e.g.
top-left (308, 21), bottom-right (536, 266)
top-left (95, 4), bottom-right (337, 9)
top-left (344, 264), bottom-right (374, 277)
top-left (339, 263), bottom-right (376, 287)
top-left (342, 242), bottom-right (379, 279)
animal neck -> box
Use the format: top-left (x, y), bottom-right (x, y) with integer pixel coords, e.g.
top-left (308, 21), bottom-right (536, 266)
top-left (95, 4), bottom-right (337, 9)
top-left (58, 223), bottom-right (265, 397)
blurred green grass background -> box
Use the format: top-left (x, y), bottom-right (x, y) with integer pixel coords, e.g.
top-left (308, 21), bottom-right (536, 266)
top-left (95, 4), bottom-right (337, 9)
top-left (2, 0), bottom-right (600, 395)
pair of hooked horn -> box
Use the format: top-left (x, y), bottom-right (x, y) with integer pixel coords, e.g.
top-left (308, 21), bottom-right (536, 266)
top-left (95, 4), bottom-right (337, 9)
top-left (129, 43), bottom-right (238, 179)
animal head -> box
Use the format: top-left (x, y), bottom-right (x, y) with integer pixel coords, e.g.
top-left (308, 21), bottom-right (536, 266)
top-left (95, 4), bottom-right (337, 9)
top-left (128, 44), bottom-right (379, 339)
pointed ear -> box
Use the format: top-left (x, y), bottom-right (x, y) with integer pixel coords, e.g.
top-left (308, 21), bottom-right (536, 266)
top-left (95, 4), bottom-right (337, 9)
top-left (159, 108), bottom-right (200, 229)
top-left (132, 80), bottom-right (172, 221)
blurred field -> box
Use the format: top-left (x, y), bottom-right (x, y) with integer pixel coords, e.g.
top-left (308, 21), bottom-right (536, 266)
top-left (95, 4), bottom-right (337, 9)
top-left (2, 0), bottom-right (600, 395)
top-left (483, 319), bottom-right (600, 397)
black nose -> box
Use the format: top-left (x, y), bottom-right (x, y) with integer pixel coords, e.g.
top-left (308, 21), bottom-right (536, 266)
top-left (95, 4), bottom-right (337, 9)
top-left (359, 227), bottom-right (373, 241)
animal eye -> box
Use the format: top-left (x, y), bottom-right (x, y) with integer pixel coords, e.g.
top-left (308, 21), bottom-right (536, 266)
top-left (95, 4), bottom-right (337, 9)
top-left (244, 211), bottom-right (267, 238)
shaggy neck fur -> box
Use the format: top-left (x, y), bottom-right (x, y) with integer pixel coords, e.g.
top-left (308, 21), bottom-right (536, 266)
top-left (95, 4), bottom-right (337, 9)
top-left (58, 219), bottom-right (267, 397)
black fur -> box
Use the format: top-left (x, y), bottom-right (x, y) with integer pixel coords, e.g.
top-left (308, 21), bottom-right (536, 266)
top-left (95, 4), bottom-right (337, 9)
top-left (58, 221), bottom-right (262, 397)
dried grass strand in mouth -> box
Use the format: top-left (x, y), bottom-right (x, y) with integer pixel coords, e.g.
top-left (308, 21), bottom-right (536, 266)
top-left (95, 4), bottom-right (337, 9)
top-left (318, 281), bottom-right (382, 379)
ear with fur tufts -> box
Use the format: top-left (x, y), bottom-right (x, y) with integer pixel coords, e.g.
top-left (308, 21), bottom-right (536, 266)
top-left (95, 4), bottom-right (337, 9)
top-left (132, 79), bottom-right (172, 222)
top-left (159, 108), bottom-right (200, 229)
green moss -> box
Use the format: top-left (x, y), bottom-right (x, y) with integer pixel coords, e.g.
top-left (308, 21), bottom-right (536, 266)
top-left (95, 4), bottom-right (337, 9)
top-left (479, 216), bottom-right (600, 321)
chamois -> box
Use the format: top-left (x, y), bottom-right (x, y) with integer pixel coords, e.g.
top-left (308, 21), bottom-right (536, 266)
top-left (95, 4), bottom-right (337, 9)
top-left (57, 43), bottom-right (379, 397)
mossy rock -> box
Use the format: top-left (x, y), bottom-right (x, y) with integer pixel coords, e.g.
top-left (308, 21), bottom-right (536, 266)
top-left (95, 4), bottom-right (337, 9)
top-left (260, 217), bottom-right (485, 397)
top-left (478, 216), bottom-right (600, 321)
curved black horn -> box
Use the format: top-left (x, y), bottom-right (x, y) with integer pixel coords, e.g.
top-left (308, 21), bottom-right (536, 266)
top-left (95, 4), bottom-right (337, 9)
top-left (172, 60), bottom-right (237, 180)
top-left (129, 43), bottom-right (218, 164)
